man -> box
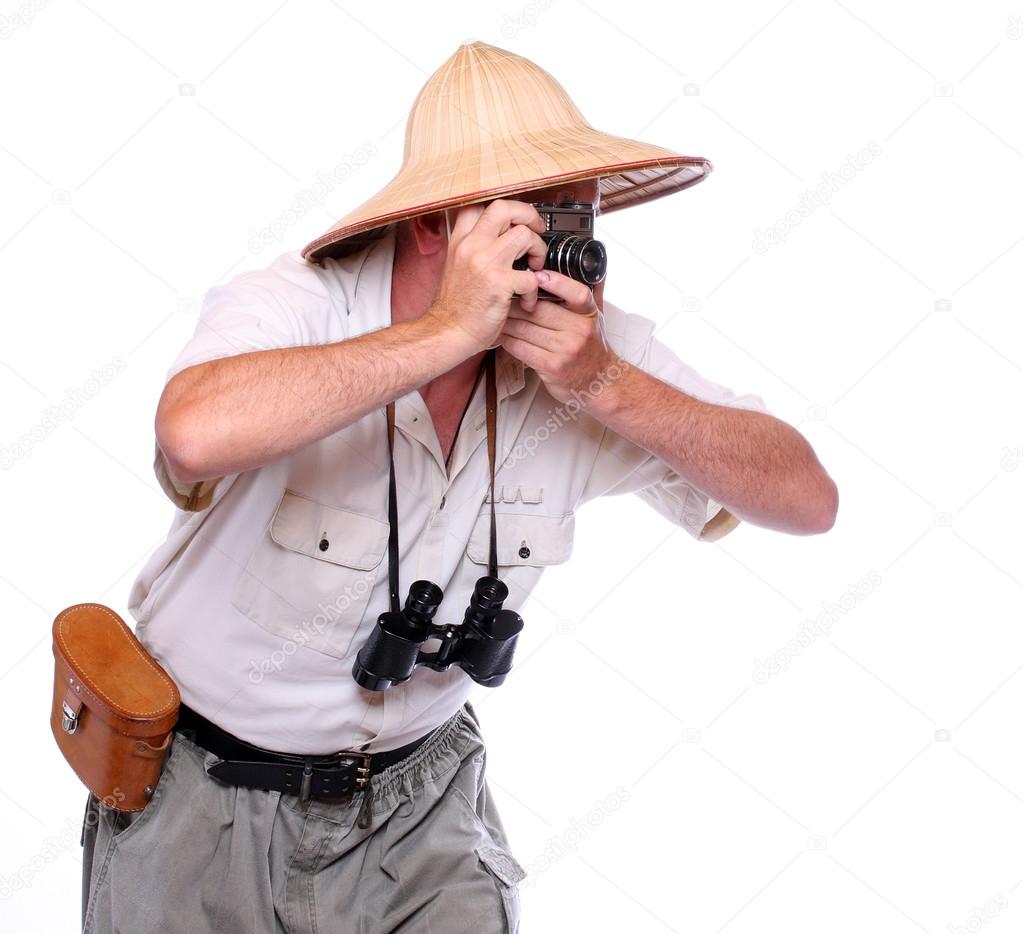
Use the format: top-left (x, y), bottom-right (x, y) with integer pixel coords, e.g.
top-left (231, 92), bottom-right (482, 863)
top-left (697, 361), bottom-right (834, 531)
top-left (80, 41), bottom-right (837, 934)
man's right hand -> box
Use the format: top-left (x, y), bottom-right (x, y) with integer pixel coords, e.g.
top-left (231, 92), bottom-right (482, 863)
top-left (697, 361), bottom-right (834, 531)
top-left (424, 199), bottom-right (549, 353)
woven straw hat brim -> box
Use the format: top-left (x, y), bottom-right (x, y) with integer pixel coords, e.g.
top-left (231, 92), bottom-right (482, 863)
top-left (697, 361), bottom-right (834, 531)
top-left (301, 41), bottom-right (712, 265)
top-left (302, 149), bottom-right (711, 264)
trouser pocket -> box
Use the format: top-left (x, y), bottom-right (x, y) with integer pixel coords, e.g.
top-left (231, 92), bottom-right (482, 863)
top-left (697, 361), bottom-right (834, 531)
top-left (476, 839), bottom-right (527, 932)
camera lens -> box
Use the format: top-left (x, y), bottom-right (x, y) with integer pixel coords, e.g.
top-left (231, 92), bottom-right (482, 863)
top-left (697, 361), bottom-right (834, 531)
top-left (578, 240), bottom-right (607, 284)
top-left (549, 234), bottom-right (607, 286)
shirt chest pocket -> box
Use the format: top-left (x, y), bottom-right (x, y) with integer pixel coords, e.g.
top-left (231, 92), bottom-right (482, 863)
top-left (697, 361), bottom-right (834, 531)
top-left (232, 490), bottom-right (389, 659)
top-left (465, 511), bottom-right (575, 569)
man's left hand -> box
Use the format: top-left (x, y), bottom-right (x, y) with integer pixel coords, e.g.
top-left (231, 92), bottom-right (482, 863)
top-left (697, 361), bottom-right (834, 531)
top-left (500, 270), bottom-right (619, 406)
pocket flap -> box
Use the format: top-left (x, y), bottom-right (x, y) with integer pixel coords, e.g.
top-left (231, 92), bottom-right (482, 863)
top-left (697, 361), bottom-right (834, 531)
top-left (476, 842), bottom-right (528, 887)
top-left (466, 512), bottom-right (574, 567)
top-left (269, 490), bottom-right (389, 570)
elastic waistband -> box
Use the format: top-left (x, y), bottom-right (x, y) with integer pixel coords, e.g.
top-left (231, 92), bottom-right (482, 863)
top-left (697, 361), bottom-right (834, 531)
top-left (363, 702), bottom-right (482, 810)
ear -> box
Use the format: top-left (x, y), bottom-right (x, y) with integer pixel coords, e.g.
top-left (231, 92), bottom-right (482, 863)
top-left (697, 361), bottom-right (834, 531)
top-left (408, 210), bottom-right (448, 258)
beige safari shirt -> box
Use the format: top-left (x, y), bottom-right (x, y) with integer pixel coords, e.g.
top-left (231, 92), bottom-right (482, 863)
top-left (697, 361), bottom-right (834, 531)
top-left (127, 225), bottom-right (770, 754)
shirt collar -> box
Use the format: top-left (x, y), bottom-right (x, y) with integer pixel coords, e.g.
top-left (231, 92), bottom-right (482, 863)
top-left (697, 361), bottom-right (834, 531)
top-left (350, 224), bottom-right (527, 400)
top-left (496, 345), bottom-right (526, 397)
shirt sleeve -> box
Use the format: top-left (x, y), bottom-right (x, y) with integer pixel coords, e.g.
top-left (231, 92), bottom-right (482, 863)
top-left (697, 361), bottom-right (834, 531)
top-left (579, 310), bottom-right (772, 542)
top-left (156, 252), bottom-right (332, 511)
top-left (164, 252), bottom-right (326, 382)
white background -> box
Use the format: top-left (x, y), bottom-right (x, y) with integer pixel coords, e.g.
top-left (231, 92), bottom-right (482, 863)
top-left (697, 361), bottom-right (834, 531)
top-left (2, 1), bottom-right (1022, 931)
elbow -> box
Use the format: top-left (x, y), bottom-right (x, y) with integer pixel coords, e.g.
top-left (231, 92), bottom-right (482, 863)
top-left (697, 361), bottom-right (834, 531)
top-left (155, 389), bottom-right (209, 487)
top-left (779, 469), bottom-right (838, 536)
top-left (807, 473), bottom-right (839, 534)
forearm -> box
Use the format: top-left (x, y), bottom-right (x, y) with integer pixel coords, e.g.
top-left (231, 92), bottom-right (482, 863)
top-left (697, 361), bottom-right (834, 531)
top-left (157, 315), bottom-right (474, 484)
top-left (586, 360), bottom-right (838, 535)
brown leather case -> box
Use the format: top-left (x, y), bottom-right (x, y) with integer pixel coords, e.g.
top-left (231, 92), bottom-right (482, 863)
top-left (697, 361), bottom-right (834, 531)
top-left (50, 603), bottom-right (180, 812)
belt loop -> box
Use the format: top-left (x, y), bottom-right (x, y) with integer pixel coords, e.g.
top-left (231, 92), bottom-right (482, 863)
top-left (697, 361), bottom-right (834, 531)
top-left (299, 757), bottom-right (314, 802)
top-left (356, 778), bottom-right (374, 830)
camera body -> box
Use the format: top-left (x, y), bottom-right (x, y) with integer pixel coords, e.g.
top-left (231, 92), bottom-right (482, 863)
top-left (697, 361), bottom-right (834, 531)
top-left (511, 200), bottom-right (607, 301)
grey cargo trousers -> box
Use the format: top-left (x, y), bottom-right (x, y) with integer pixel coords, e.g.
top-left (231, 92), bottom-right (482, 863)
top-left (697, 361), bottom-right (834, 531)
top-left (80, 700), bottom-right (526, 933)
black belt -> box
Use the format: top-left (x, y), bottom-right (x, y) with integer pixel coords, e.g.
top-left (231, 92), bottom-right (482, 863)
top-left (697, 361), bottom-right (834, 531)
top-left (174, 702), bottom-right (437, 802)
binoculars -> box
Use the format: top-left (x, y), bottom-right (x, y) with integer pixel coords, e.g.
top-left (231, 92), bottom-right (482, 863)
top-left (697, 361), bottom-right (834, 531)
top-left (352, 576), bottom-right (524, 691)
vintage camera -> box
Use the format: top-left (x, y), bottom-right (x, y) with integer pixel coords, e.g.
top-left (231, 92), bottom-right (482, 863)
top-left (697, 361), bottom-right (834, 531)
top-left (512, 200), bottom-right (607, 301)
top-left (352, 577), bottom-right (524, 691)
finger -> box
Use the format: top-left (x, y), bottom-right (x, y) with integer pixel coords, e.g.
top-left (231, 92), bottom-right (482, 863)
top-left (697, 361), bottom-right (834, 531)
top-left (473, 199), bottom-right (546, 240)
top-left (509, 268), bottom-right (543, 312)
top-left (502, 315), bottom-right (562, 350)
top-left (509, 295), bottom-right (540, 319)
top-left (508, 296), bottom-right (532, 317)
top-left (516, 298), bottom-right (595, 332)
top-left (449, 203), bottom-right (486, 242)
top-left (532, 269), bottom-right (591, 309)
top-left (500, 332), bottom-right (555, 371)
top-left (487, 225), bottom-right (548, 271)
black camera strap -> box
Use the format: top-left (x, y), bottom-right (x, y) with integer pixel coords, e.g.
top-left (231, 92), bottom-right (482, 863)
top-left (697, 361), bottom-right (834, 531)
top-left (384, 348), bottom-right (499, 615)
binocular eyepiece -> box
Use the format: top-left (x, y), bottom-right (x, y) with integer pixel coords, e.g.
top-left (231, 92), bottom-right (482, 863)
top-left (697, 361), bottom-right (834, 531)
top-left (352, 576), bottom-right (524, 691)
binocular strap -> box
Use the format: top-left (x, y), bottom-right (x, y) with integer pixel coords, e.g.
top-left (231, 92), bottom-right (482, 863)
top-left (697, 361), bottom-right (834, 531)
top-left (384, 348), bottom-right (499, 614)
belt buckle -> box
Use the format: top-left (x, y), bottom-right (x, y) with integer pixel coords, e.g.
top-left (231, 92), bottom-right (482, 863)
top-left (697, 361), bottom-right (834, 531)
top-left (338, 751), bottom-right (372, 791)
top-left (298, 751), bottom-right (372, 802)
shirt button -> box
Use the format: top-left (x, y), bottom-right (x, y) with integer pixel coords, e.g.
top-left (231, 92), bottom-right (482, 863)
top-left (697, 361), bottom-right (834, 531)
top-left (518, 543), bottom-right (530, 559)
top-left (439, 495), bottom-right (446, 510)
